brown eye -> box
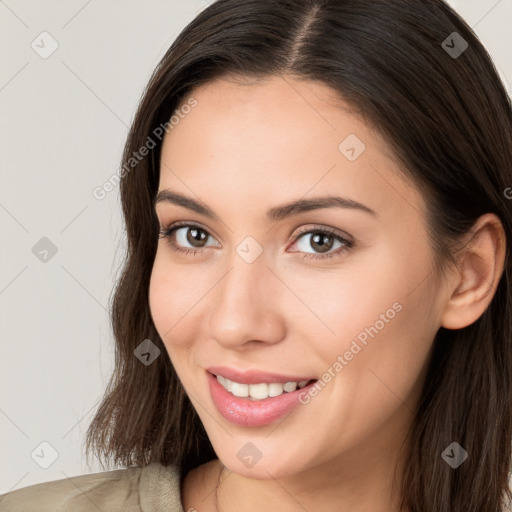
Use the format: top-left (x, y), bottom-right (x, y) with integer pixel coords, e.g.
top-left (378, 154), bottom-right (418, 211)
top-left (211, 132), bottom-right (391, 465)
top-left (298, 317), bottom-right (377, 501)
top-left (289, 226), bottom-right (354, 260)
top-left (159, 222), bottom-right (220, 254)
top-left (181, 226), bottom-right (208, 247)
top-left (158, 222), bottom-right (354, 260)
top-left (307, 232), bottom-right (335, 253)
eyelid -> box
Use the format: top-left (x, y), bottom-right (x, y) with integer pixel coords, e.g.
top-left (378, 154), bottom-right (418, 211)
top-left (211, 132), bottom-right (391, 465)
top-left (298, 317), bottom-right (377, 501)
top-left (290, 224), bottom-right (353, 244)
top-left (158, 220), bottom-right (354, 259)
top-left (158, 221), bottom-right (352, 243)
top-left (159, 220), bottom-right (220, 242)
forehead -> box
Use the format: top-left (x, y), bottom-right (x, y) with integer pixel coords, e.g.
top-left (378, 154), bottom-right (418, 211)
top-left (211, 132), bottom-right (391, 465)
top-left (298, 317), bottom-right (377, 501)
top-left (158, 75), bottom-right (426, 225)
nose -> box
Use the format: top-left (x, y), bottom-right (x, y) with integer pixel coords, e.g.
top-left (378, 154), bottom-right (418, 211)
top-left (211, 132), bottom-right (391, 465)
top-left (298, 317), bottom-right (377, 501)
top-left (207, 255), bottom-right (286, 350)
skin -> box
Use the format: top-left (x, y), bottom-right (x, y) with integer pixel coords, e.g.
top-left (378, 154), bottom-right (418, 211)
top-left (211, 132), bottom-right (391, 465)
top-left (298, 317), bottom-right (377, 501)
top-left (148, 74), bottom-right (506, 512)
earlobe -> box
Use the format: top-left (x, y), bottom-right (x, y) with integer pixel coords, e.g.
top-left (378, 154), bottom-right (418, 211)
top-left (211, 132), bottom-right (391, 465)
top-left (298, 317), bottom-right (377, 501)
top-left (440, 213), bottom-right (506, 330)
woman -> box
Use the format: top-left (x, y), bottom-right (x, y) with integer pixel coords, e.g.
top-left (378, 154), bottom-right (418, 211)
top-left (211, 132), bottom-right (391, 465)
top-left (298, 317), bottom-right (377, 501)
top-left (1, 0), bottom-right (511, 510)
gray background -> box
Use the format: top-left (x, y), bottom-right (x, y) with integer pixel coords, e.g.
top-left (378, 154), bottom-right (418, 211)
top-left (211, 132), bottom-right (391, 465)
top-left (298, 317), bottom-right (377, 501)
top-left (1, 0), bottom-right (511, 493)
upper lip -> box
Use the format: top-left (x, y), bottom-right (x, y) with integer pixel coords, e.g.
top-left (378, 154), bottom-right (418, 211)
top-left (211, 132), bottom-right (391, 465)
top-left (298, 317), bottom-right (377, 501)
top-left (207, 366), bottom-right (317, 384)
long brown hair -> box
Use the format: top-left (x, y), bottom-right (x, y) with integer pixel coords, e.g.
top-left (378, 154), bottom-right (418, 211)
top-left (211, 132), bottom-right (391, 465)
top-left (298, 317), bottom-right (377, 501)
top-left (84, 0), bottom-right (512, 509)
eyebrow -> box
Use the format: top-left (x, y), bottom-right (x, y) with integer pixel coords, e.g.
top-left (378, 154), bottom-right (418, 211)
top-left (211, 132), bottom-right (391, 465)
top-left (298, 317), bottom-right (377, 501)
top-left (154, 189), bottom-right (377, 221)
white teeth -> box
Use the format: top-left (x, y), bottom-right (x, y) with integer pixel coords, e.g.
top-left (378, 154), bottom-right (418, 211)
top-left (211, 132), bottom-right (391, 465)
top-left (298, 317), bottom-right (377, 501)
top-left (217, 374), bottom-right (232, 392)
top-left (283, 381), bottom-right (298, 392)
top-left (268, 383), bottom-right (284, 397)
top-left (216, 375), bottom-right (311, 401)
top-left (231, 382), bottom-right (249, 397)
top-left (248, 383), bottom-right (268, 400)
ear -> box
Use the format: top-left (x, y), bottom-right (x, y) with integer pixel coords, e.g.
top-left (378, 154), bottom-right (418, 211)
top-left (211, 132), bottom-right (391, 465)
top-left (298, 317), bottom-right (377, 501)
top-left (440, 213), bottom-right (507, 330)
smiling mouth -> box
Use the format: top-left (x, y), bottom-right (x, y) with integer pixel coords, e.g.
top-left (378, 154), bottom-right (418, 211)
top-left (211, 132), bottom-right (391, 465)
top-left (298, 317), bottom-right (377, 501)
top-left (213, 374), bottom-right (317, 401)
top-left (207, 371), bottom-right (319, 427)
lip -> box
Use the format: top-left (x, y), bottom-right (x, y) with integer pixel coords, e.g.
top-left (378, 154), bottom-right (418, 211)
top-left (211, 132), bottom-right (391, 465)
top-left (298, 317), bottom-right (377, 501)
top-left (206, 366), bottom-right (316, 384)
top-left (207, 370), bottom-right (318, 427)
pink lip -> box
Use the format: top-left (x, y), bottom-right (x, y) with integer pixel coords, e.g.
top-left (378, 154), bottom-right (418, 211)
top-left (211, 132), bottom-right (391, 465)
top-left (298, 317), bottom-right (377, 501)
top-left (207, 371), bottom-right (318, 427)
top-left (206, 365), bottom-right (316, 384)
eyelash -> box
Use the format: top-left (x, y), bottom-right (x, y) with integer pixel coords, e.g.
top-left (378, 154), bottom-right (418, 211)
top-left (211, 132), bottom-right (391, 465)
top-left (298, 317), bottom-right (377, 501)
top-left (158, 221), bottom-right (354, 260)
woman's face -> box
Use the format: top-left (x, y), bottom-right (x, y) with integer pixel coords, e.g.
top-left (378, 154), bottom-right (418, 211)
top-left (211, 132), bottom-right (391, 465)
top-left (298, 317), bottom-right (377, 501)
top-left (149, 75), bottom-right (447, 480)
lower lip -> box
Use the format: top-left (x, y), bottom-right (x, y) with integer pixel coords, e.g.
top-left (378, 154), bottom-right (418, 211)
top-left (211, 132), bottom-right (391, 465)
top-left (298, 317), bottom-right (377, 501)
top-left (207, 371), bottom-right (317, 427)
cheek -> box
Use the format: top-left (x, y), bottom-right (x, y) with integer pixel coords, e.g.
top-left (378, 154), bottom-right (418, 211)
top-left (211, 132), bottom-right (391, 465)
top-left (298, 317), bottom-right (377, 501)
top-left (304, 232), bottom-right (435, 371)
top-left (148, 258), bottom-right (171, 338)
top-left (287, 241), bottom-right (427, 355)
top-left (148, 258), bottom-right (199, 386)
top-left (149, 228), bottom-right (435, 364)
top-left (148, 253), bottom-right (193, 348)
top-left (148, 250), bottom-right (218, 353)
top-left (315, 240), bottom-right (436, 420)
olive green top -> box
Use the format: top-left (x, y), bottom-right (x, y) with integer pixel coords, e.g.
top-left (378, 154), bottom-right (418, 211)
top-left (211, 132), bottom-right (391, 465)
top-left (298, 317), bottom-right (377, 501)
top-left (0, 462), bottom-right (185, 512)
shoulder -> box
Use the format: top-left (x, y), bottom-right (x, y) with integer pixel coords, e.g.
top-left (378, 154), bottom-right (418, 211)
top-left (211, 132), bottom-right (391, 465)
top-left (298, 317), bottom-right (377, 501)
top-left (0, 462), bottom-right (183, 512)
